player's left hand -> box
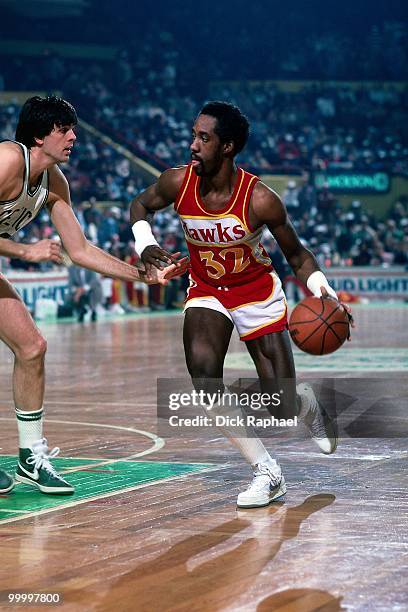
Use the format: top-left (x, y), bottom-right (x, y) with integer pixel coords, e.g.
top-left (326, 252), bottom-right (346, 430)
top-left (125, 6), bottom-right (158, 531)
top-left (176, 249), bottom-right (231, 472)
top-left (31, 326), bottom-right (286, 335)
top-left (142, 253), bottom-right (190, 285)
top-left (320, 286), bottom-right (355, 340)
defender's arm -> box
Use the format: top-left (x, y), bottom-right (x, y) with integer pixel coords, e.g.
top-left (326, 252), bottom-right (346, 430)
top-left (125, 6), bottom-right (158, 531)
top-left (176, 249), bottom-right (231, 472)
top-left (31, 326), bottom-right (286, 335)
top-left (48, 166), bottom-right (187, 285)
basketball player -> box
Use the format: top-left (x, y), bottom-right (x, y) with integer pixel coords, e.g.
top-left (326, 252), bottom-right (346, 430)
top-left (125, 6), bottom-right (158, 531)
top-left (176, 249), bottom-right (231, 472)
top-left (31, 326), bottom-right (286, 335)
top-left (0, 96), bottom-right (188, 496)
top-left (131, 101), bottom-right (353, 508)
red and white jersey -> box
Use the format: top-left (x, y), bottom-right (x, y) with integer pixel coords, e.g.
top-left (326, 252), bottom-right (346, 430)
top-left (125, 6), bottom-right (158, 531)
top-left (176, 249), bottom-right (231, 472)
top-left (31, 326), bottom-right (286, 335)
top-left (175, 164), bottom-right (273, 288)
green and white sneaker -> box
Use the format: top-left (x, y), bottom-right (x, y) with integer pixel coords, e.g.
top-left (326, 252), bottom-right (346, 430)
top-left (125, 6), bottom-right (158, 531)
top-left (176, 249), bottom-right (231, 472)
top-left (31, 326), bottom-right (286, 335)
top-left (0, 468), bottom-right (14, 494)
top-left (15, 438), bottom-right (74, 495)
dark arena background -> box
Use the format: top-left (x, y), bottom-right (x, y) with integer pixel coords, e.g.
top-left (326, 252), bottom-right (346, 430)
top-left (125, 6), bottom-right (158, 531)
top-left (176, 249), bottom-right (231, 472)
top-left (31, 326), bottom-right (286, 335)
top-left (0, 1), bottom-right (407, 610)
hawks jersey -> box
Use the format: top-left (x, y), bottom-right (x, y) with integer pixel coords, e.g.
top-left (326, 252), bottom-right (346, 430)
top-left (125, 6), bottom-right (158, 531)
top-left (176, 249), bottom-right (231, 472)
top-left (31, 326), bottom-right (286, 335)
top-left (0, 140), bottom-right (49, 238)
top-left (175, 164), bottom-right (273, 288)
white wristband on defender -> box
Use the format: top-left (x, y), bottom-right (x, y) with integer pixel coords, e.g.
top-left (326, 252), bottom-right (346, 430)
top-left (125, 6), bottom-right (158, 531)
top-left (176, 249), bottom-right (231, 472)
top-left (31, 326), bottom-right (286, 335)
top-left (132, 220), bottom-right (159, 257)
top-left (306, 270), bottom-right (338, 299)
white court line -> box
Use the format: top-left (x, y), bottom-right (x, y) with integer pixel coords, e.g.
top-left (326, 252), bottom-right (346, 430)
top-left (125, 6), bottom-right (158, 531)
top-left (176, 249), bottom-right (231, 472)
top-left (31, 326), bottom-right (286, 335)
top-left (0, 508), bottom-right (29, 514)
top-left (0, 465), bottom-right (225, 526)
top-left (0, 417), bottom-right (165, 474)
top-left (0, 416), bottom-right (228, 524)
top-left (48, 419), bottom-right (165, 472)
top-left (0, 414), bottom-right (166, 500)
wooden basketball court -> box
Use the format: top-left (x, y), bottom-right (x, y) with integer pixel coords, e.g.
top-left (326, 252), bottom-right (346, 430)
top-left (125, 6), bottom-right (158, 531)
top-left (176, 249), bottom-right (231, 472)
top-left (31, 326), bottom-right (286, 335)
top-left (0, 303), bottom-right (407, 611)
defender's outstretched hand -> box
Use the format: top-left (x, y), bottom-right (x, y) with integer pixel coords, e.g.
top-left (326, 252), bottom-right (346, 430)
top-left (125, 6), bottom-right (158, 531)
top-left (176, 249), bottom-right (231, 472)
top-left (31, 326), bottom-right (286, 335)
top-left (141, 245), bottom-right (180, 275)
top-left (320, 286), bottom-right (355, 340)
top-left (141, 253), bottom-right (190, 286)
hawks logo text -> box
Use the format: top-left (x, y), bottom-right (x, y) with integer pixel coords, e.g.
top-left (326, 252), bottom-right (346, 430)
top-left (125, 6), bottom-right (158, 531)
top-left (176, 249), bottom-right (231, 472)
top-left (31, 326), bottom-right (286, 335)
top-left (181, 217), bottom-right (247, 244)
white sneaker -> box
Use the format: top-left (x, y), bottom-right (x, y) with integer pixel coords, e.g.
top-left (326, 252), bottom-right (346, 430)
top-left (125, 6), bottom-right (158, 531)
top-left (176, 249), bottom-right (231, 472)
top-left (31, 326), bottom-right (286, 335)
top-left (110, 304), bottom-right (125, 315)
top-left (297, 383), bottom-right (338, 454)
top-left (237, 464), bottom-right (286, 508)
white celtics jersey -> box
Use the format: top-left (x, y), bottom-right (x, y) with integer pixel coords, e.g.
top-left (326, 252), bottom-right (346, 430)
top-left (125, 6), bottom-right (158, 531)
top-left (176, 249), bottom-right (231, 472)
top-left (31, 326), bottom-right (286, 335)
top-left (0, 140), bottom-right (49, 238)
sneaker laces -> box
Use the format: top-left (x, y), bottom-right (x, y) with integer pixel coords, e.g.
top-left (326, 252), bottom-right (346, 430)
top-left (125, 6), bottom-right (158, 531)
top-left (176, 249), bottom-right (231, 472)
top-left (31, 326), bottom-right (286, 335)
top-left (246, 464), bottom-right (281, 492)
top-left (26, 438), bottom-right (63, 480)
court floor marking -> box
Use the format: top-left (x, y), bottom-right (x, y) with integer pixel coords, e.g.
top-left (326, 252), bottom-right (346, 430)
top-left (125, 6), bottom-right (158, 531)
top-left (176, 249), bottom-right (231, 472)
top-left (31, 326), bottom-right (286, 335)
top-left (225, 347), bottom-right (408, 372)
top-left (0, 416), bottom-right (227, 524)
top-left (0, 417), bottom-right (164, 477)
top-left (0, 416), bottom-right (169, 513)
top-left (0, 465), bottom-right (224, 526)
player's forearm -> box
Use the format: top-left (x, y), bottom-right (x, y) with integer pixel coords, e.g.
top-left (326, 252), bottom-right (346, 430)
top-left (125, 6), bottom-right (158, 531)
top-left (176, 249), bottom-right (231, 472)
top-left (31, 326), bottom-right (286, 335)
top-left (130, 198), bottom-right (160, 257)
top-left (287, 246), bottom-right (320, 285)
top-left (288, 247), bottom-right (337, 298)
top-left (130, 195), bottom-right (152, 225)
top-left (71, 242), bottom-right (142, 282)
top-left (0, 238), bottom-right (29, 261)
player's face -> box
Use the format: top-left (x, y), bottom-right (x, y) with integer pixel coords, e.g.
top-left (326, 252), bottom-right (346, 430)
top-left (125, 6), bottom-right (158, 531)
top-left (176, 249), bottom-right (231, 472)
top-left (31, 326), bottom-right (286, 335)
top-left (40, 124), bottom-right (77, 163)
top-left (190, 115), bottom-right (224, 176)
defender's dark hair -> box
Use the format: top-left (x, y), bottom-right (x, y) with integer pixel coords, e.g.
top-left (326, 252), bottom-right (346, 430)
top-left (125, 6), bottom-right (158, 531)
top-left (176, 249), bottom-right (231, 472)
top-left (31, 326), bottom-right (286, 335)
top-left (15, 96), bottom-right (77, 148)
top-left (200, 101), bottom-right (249, 155)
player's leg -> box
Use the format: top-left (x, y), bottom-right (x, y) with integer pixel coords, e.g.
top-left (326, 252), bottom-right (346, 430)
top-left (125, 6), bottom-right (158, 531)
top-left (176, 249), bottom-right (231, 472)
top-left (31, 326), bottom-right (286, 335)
top-left (0, 274), bottom-right (74, 494)
top-left (245, 330), bottom-right (297, 419)
top-left (246, 330), bottom-right (296, 379)
top-left (246, 330), bottom-right (337, 453)
top-left (183, 306), bottom-right (232, 390)
top-left (184, 305), bottom-right (285, 507)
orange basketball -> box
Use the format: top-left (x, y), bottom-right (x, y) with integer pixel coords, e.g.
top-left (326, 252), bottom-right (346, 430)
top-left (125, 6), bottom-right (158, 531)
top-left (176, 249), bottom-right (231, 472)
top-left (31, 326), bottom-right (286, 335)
top-left (289, 296), bottom-right (350, 355)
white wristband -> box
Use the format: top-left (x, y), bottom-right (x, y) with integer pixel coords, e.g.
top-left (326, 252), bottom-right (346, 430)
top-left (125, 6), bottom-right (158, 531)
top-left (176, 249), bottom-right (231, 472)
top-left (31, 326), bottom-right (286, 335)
top-left (132, 220), bottom-right (159, 257)
top-left (306, 270), bottom-right (338, 299)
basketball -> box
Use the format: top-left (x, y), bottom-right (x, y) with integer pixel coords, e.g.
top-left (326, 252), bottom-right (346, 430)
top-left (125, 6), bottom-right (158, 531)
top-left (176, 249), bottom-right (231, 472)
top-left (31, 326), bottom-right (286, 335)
top-left (289, 296), bottom-right (350, 355)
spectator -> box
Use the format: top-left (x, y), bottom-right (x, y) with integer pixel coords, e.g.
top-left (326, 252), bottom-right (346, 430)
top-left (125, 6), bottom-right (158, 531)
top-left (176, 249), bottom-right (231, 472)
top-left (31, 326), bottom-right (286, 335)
top-left (68, 265), bottom-right (104, 322)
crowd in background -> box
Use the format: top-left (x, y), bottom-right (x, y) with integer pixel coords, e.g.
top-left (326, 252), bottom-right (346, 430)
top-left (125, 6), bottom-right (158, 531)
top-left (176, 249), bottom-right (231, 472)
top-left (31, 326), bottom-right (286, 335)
top-left (1, 82), bottom-right (407, 285)
top-left (0, 4), bottom-right (407, 175)
top-left (2, 55), bottom-right (406, 176)
top-left (212, 83), bottom-right (407, 176)
top-left (0, 4), bottom-right (407, 313)
top-left (1, 2), bottom-right (406, 83)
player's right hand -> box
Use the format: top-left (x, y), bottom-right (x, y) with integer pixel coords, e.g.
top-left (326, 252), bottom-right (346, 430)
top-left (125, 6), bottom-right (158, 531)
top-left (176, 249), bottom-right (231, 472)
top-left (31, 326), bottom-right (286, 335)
top-left (320, 286), bottom-right (355, 340)
top-left (25, 239), bottom-right (64, 264)
top-left (141, 245), bottom-right (180, 273)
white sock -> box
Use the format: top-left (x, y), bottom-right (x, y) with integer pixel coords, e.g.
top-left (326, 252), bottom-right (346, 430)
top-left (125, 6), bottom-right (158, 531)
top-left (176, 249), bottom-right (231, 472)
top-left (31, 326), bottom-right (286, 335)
top-left (204, 391), bottom-right (281, 475)
top-left (15, 407), bottom-right (43, 449)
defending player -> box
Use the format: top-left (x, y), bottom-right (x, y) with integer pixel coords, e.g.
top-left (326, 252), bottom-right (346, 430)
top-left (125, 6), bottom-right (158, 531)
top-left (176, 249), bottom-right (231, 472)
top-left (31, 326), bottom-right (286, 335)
top-left (131, 101), bottom-right (353, 508)
top-left (0, 96), bottom-right (188, 496)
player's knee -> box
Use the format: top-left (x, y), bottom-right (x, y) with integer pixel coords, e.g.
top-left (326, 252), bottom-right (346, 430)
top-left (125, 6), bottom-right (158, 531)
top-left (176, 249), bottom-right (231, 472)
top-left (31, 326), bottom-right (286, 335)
top-left (16, 335), bottom-right (47, 363)
top-left (256, 342), bottom-right (276, 363)
top-left (187, 343), bottom-right (221, 379)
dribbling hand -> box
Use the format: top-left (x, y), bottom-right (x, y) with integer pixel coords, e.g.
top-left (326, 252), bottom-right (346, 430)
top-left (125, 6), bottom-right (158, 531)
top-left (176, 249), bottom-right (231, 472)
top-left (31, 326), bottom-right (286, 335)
top-left (320, 286), bottom-right (355, 340)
